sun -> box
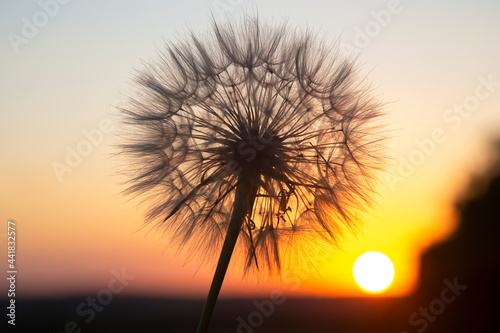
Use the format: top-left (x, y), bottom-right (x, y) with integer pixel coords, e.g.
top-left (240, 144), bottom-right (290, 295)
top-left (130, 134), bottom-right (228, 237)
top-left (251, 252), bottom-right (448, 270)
top-left (353, 251), bottom-right (395, 293)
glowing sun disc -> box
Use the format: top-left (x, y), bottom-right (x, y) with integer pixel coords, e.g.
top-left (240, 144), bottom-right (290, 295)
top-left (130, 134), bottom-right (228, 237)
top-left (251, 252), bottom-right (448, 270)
top-left (353, 251), bottom-right (394, 293)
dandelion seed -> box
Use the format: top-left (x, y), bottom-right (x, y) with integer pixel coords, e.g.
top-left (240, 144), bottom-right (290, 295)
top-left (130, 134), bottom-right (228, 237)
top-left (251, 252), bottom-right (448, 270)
top-left (118, 14), bottom-right (386, 333)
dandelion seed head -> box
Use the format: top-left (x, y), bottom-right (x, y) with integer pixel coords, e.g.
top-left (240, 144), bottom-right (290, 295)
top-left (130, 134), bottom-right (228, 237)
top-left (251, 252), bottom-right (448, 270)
top-left (119, 15), bottom-right (386, 275)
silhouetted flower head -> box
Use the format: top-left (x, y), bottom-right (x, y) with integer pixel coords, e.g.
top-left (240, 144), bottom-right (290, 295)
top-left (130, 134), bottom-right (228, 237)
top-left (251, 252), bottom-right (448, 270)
top-left (119, 16), bottom-right (385, 275)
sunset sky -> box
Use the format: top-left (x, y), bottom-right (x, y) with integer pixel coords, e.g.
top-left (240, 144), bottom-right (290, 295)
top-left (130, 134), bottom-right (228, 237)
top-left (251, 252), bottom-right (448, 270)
top-left (1, 0), bottom-right (500, 301)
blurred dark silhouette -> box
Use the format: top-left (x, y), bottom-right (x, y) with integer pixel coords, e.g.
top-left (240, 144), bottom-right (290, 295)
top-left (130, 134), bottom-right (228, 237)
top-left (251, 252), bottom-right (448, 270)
top-left (412, 140), bottom-right (500, 333)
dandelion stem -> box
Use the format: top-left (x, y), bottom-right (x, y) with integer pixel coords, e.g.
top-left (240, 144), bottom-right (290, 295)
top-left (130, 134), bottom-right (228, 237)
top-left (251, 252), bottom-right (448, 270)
top-left (196, 173), bottom-right (258, 333)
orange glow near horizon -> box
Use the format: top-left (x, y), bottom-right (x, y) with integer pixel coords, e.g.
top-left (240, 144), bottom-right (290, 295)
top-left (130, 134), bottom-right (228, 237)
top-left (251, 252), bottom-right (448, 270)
top-left (0, 154), bottom-right (468, 299)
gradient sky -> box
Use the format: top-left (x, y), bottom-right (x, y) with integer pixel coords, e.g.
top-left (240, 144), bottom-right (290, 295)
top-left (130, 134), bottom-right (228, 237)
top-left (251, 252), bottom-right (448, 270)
top-left (1, 0), bottom-right (500, 300)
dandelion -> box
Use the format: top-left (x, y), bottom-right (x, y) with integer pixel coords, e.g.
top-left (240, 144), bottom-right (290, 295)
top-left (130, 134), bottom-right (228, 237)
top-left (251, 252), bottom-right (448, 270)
top-left (118, 14), bottom-right (385, 333)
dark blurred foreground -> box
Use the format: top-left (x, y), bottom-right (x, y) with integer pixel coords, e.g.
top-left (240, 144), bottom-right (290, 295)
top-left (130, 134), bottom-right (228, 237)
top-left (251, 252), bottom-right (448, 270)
top-left (2, 297), bottom-right (419, 333)
top-left (5, 145), bottom-right (500, 332)
top-left (3, 285), bottom-right (498, 333)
